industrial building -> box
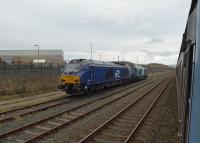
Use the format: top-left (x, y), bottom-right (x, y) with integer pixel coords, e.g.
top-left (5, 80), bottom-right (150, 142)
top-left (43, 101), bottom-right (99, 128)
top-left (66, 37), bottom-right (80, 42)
top-left (0, 50), bottom-right (64, 64)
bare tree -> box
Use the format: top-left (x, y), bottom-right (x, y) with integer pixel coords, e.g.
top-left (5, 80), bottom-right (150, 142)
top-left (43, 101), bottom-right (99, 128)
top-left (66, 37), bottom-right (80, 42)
top-left (12, 57), bottom-right (23, 64)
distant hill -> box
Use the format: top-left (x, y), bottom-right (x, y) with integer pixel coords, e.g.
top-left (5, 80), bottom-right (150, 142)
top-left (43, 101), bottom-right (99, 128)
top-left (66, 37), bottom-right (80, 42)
top-left (148, 63), bottom-right (173, 68)
top-left (168, 64), bottom-right (176, 68)
top-left (147, 63), bottom-right (175, 74)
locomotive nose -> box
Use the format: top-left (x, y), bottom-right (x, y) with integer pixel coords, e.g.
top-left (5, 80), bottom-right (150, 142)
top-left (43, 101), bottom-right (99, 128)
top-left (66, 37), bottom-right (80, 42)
top-left (61, 75), bottom-right (80, 84)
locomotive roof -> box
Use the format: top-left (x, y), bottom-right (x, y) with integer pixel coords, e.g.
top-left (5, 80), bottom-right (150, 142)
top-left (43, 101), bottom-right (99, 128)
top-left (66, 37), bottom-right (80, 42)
top-left (69, 59), bottom-right (126, 68)
top-left (112, 61), bottom-right (146, 69)
top-left (112, 61), bottom-right (135, 66)
top-left (178, 0), bottom-right (198, 60)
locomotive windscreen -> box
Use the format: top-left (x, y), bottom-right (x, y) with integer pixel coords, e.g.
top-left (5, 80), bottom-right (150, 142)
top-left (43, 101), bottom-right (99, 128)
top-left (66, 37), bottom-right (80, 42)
top-left (64, 63), bottom-right (81, 73)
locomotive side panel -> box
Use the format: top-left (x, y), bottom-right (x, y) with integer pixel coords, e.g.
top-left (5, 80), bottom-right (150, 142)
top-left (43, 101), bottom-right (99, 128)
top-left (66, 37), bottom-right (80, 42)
top-left (189, 1), bottom-right (200, 142)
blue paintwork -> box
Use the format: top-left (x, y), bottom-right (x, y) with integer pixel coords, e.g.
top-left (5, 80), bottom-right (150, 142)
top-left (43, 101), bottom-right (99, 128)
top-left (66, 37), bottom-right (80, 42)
top-left (64, 60), bottom-right (147, 86)
top-left (71, 64), bottom-right (132, 86)
top-left (62, 59), bottom-right (147, 94)
top-left (189, 1), bottom-right (200, 142)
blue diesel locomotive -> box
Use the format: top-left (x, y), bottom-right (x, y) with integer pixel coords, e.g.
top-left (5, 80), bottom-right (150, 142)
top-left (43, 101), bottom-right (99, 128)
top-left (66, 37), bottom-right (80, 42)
top-left (59, 59), bottom-right (131, 94)
top-left (59, 59), bottom-right (147, 94)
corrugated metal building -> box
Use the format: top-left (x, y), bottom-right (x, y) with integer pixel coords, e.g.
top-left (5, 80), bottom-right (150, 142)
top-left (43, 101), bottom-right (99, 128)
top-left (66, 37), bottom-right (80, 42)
top-left (0, 50), bottom-right (64, 64)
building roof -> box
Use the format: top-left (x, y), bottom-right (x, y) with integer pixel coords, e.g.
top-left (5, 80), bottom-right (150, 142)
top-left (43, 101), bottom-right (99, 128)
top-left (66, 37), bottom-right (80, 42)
top-left (0, 50), bottom-right (64, 56)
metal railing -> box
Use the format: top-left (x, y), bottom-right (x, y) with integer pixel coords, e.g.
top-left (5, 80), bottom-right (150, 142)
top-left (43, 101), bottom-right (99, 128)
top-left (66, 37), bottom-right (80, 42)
top-left (0, 62), bottom-right (64, 74)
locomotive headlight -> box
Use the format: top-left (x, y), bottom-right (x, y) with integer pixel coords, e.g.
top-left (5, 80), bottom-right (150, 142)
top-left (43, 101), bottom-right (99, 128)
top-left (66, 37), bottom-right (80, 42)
top-left (84, 86), bottom-right (88, 90)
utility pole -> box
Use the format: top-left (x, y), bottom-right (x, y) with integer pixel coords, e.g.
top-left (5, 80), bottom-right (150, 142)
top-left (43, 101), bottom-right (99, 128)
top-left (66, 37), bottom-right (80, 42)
top-left (90, 43), bottom-right (93, 60)
top-left (118, 56), bottom-right (119, 62)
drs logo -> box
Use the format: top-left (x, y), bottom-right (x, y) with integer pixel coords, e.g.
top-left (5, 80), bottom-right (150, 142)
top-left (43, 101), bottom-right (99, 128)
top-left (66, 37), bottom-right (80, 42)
top-left (115, 70), bottom-right (120, 78)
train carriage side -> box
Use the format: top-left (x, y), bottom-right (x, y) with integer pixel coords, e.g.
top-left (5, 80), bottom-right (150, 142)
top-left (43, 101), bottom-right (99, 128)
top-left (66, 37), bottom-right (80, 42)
top-left (187, 1), bottom-right (200, 142)
top-left (176, 0), bottom-right (200, 142)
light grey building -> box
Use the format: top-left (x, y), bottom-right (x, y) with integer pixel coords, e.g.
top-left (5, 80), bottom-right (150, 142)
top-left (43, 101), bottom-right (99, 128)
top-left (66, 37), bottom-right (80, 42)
top-left (0, 50), bottom-right (64, 64)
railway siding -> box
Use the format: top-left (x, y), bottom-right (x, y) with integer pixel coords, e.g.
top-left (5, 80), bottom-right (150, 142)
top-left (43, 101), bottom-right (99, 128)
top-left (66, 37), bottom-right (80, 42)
top-left (0, 72), bottom-right (177, 143)
top-left (0, 76), bottom-right (162, 143)
top-left (38, 75), bottom-right (171, 143)
top-left (0, 77), bottom-right (157, 125)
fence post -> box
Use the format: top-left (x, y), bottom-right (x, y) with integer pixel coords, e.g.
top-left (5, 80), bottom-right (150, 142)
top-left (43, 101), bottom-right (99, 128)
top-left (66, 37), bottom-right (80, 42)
top-left (49, 63), bottom-right (51, 73)
top-left (18, 63), bottom-right (20, 74)
top-left (30, 63), bottom-right (32, 73)
top-left (40, 63), bottom-right (41, 71)
top-left (58, 63), bottom-right (60, 73)
top-left (3, 62), bottom-right (6, 75)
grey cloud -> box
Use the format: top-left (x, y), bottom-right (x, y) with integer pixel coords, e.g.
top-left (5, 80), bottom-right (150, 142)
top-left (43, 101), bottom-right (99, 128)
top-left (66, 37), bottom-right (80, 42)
top-left (141, 49), bottom-right (179, 57)
top-left (146, 38), bottom-right (165, 44)
top-left (0, 0), bottom-right (191, 65)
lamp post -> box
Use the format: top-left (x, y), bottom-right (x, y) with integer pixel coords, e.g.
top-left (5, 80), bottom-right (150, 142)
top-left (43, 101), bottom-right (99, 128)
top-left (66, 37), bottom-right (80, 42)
top-left (34, 44), bottom-right (39, 63)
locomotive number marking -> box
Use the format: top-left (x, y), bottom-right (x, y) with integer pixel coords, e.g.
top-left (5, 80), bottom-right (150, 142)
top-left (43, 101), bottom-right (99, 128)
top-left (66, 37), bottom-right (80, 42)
top-left (115, 70), bottom-right (120, 78)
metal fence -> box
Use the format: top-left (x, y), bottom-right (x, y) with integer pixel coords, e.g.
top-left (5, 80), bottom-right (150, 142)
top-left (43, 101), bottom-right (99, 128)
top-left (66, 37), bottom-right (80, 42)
top-left (0, 62), bottom-right (64, 74)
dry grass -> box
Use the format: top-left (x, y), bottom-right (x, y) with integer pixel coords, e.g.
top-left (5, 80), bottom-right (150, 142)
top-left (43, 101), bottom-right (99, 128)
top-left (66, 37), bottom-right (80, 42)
top-left (147, 63), bottom-right (175, 74)
top-left (0, 73), bottom-right (60, 100)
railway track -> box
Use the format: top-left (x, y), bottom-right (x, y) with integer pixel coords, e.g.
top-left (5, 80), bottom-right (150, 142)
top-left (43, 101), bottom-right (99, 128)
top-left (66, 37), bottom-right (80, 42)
top-left (0, 77), bottom-right (158, 123)
top-left (0, 96), bottom-right (75, 122)
top-left (0, 91), bottom-right (63, 107)
top-left (0, 92), bottom-right (66, 116)
top-left (79, 78), bottom-right (170, 143)
top-left (0, 76), bottom-right (164, 143)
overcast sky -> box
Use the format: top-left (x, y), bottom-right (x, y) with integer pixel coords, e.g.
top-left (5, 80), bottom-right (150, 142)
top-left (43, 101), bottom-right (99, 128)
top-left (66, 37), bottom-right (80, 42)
top-left (0, 0), bottom-right (191, 65)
